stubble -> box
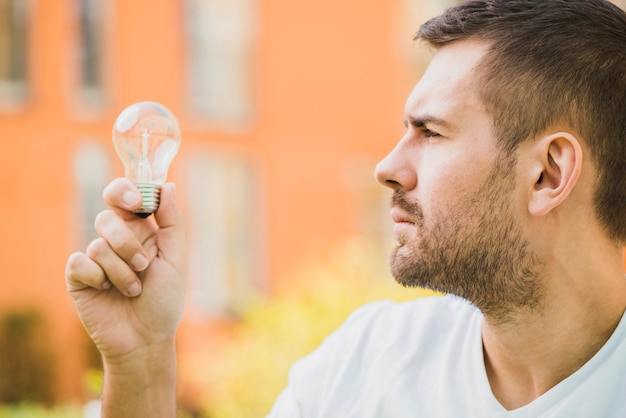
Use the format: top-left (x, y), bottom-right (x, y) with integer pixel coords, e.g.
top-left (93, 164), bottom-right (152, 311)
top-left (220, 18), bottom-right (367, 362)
top-left (390, 157), bottom-right (544, 324)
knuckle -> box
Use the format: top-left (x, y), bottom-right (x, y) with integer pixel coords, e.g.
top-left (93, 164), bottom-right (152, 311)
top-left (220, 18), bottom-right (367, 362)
top-left (65, 252), bottom-right (97, 291)
top-left (94, 209), bottom-right (117, 233)
top-left (91, 273), bottom-right (110, 290)
top-left (65, 252), bottom-right (85, 282)
top-left (65, 252), bottom-right (83, 272)
top-left (103, 178), bottom-right (135, 205)
top-left (106, 267), bottom-right (138, 295)
top-left (86, 237), bottom-right (109, 260)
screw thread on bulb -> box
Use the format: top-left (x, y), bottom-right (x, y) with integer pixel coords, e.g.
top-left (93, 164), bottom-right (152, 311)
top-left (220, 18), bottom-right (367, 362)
top-left (135, 183), bottom-right (161, 218)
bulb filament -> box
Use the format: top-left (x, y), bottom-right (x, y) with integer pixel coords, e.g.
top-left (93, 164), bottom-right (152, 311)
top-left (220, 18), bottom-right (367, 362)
top-left (137, 128), bottom-right (153, 183)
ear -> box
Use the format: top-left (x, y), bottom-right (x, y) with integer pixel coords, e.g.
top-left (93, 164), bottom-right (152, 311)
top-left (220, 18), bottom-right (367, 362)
top-left (528, 132), bottom-right (583, 217)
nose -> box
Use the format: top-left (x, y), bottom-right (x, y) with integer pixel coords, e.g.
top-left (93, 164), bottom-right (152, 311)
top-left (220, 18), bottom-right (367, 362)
top-left (374, 139), bottom-right (417, 191)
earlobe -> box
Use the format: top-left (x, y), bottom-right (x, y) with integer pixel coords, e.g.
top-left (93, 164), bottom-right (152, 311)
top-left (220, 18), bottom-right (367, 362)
top-left (528, 133), bottom-right (583, 217)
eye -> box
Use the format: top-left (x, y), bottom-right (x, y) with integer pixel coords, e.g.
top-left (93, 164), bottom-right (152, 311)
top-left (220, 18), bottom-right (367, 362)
top-left (422, 128), bottom-right (441, 138)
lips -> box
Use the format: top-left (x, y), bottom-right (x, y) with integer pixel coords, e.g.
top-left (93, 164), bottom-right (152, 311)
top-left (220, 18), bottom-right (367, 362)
top-left (391, 207), bottom-right (416, 240)
top-left (390, 207), bottom-right (415, 225)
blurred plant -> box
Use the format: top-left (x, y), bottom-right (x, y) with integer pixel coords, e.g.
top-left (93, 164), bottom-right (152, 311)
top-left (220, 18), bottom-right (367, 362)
top-left (179, 237), bottom-right (435, 417)
top-left (82, 368), bottom-right (103, 400)
top-left (81, 330), bottom-right (104, 401)
top-left (0, 404), bottom-right (81, 418)
top-left (0, 310), bottom-right (55, 405)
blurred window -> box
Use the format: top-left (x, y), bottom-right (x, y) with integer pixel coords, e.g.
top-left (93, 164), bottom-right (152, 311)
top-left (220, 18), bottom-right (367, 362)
top-left (186, 151), bottom-right (265, 318)
top-left (0, 0), bottom-right (28, 106)
top-left (73, 141), bottom-right (110, 247)
top-left (184, 0), bottom-right (256, 125)
top-left (76, 0), bottom-right (105, 106)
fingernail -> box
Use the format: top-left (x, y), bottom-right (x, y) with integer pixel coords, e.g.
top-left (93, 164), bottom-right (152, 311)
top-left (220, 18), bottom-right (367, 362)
top-left (123, 191), bottom-right (141, 207)
top-left (131, 253), bottom-right (148, 271)
top-left (102, 279), bottom-right (112, 290)
top-left (127, 281), bottom-right (142, 298)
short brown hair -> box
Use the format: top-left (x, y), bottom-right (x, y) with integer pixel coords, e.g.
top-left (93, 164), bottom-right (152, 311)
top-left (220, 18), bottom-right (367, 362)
top-left (417, 0), bottom-right (626, 243)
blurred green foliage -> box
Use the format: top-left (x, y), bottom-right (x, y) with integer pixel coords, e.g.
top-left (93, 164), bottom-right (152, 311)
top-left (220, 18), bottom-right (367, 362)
top-left (0, 310), bottom-right (55, 405)
top-left (0, 404), bottom-right (81, 418)
top-left (186, 238), bottom-right (435, 417)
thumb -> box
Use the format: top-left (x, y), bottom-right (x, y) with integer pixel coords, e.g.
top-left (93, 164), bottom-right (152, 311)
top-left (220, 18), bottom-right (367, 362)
top-left (154, 183), bottom-right (186, 262)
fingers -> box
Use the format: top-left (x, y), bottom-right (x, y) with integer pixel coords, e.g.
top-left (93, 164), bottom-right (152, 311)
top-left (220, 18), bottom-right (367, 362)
top-left (66, 251), bottom-right (112, 292)
top-left (92, 208), bottom-right (151, 297)
top-left (104, 179), bottom-right (181, 231)
top-left (67, 178), bottom-right (185, 298)
top-left (153, 183), bottom-right (186, 265)
top-left (86, 238), bottom-right (143, 297)
top-left (102, 178), bottom-right (143, 218)
top-left (154, 183), bottom-right (183, 229)
top-left (95, 210), bottom-right (150, 271)
top-left (68, 204), bottom-right (151, 298)
top-left (66, 242), bottom-right (142, 298)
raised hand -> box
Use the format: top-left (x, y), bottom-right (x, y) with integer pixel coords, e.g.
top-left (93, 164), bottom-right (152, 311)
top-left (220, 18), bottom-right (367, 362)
top-left (65, 178), bottom-right (186, 416)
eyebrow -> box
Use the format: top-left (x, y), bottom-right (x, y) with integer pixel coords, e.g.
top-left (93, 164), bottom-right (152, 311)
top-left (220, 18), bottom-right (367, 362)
top-left (403, 115), bottom-right (450, 129)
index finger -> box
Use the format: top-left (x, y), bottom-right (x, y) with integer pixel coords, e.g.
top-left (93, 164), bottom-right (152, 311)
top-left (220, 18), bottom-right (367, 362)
top-left (103, 178), bottom-right (143, 217)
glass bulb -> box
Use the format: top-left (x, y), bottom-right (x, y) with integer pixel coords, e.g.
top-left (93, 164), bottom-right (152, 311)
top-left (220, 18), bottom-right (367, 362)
top-left (112, 101), bottom-right (181, 217)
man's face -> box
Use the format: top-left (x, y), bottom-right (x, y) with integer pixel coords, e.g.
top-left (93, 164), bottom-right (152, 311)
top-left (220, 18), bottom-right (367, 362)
top-left (375, 41), bottom-right (543, 321)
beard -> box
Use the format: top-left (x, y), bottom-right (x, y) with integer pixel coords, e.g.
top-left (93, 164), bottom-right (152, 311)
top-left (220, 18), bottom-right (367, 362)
top-left (390, 157), bottom-right (544, 323)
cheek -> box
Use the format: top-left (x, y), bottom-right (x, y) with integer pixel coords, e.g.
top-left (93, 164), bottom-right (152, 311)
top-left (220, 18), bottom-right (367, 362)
top-left (418, 160), bottom-right (488, 216)
top-left (410, 113), bottom-right (502, 212)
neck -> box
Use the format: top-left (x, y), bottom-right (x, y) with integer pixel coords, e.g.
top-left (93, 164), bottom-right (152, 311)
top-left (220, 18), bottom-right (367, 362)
top-left (481, 252), bottom-right (626, 410)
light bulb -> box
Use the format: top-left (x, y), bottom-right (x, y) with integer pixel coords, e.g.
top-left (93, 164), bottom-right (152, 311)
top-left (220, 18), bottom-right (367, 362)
top-left (112, 101), bottom-right (181, 217)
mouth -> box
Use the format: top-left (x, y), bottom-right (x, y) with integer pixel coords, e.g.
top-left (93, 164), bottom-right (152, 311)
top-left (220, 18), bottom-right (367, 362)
top-left (390, 207), bottom-right (414, 225)
top-left (390, 190), bottom-right (424, 240)
top-left (390, 207), bottom-right (416, 237)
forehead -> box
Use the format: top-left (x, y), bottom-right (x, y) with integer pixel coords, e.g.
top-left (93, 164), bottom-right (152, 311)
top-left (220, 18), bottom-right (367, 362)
top-left (405, 40), bottom-right (491, 128)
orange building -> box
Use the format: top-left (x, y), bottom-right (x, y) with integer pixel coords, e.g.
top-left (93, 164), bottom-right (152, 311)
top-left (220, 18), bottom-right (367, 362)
top-left (0, 0), bottom-right (425, 403)
top-left (0, 0), bottom-right (624, 405)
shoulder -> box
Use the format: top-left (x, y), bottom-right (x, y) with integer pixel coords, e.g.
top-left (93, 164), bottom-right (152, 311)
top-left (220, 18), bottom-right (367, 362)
top-left (284, 295), bottom-right (481, 410)
top-left (300, 294), bottom-right (484, 373)
top-left (314, 294), bottom-right (480, 350)
top-left (341, 294), bottom-right (480, 342)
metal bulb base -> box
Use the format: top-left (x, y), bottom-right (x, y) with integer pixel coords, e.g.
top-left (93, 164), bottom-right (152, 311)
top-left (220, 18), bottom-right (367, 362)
top-left (135, 183), bottom-right (161, 217)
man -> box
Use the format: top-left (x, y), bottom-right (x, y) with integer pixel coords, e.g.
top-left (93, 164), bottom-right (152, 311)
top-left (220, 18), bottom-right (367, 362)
top-left (66, 0), bottom-right (626, 416)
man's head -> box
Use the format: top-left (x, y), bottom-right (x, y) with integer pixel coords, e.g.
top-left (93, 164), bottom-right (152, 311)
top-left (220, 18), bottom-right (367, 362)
top-left (376, 0), bottom-right (625, 319)
top-left (377, 39), bottom-right (544, 322)
top-left (417, 0), bottom-right (626, 244)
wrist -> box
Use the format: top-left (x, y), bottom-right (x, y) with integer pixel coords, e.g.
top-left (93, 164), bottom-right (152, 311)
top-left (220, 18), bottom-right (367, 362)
top-left (103, 338), bottom-right (177, 375)
top-left (100, 339), bottom-right (178, 417)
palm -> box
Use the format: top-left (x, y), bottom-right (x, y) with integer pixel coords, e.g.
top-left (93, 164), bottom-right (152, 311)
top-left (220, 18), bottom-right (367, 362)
top-left (70, 224), bottom-right (186, 358)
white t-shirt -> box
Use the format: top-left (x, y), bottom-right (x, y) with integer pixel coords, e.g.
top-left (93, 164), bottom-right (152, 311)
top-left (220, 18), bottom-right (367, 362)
top-left (268, 295), bottom-right (626, 417)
